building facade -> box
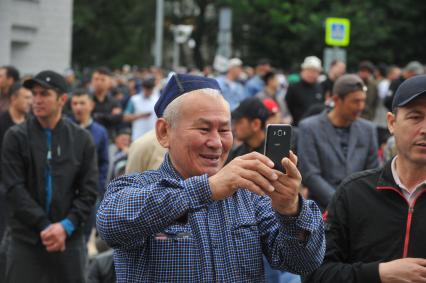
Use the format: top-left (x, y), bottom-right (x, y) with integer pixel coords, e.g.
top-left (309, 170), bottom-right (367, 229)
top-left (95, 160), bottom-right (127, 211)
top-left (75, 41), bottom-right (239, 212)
top-left (0, 0), bottom-right (73, 75)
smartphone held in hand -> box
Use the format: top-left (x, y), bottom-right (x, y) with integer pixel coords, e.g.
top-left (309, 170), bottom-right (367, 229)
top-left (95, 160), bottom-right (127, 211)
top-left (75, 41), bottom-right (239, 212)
top-left (263, 124), bottom-right (292, 172)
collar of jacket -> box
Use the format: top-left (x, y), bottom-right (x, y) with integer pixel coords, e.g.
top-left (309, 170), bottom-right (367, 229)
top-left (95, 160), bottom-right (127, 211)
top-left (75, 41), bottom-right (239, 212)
top-left (376, 159), bottom-right (398, 190)
top-left (31, 115), bottom-right (65, 133)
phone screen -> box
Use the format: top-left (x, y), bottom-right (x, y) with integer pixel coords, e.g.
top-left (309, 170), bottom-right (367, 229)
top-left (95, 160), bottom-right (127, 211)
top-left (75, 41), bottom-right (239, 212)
top-left (263, 124), bottom-right (292, 172)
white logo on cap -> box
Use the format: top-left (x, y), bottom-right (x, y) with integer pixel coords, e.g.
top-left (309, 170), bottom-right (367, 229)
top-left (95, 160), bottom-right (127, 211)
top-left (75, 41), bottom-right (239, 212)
top-left (46, 77), bottom-right (51, 82)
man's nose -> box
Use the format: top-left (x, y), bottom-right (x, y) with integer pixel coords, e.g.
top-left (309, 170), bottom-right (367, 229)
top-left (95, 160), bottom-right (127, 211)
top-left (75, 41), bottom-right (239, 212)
top-left (206, 131), bottom-right (222, 149)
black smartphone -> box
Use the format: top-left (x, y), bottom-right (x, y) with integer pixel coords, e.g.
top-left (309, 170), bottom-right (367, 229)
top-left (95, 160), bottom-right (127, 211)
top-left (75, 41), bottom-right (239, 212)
top-left (263, 124), bottom-right (292, 172)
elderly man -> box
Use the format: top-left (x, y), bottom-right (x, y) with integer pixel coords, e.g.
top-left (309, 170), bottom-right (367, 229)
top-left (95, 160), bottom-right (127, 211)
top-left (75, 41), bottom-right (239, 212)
top-left (285, 56), bottom-right (324, 125)
top-left (97, 74), bottom-right (325, 282)
top-left (304, 75), bottom-right (426, 283)
top-left (298, 74), bottom-right (379, 210)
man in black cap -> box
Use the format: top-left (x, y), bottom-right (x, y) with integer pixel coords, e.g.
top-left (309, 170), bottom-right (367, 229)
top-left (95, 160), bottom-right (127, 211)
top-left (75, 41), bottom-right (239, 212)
top-left (1, 70), bottom-right (98, 283)
top-left (304, 75), bottom-right (426, 283)
top-left (97, 73), bottom-right (325, 282)
top-left (298, 74), bottom-right (379, 210)
top-left (226, 97), bottom-right (270, 162)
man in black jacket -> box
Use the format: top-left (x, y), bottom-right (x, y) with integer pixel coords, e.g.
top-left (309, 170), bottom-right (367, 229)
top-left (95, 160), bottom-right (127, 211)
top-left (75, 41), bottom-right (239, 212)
top-left (304, 75), bottom-right (426, 283)
top-left (1, 70), bottom-right (98, 283)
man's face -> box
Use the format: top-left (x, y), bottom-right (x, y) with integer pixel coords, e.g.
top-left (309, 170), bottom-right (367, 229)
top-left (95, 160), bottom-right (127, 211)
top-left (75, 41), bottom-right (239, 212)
top-left (234, 117), bottom-right (256, 142)
top-left (267, 75), bottom-right (279, 91)
top-left (0, 68), bottom-right (7, 90)
top-left (335, 90), bottom-right (366, 123)
top-left (71, 94), bottom-right (94, 122)
top-left (229, 66), bottom-right (242, 79)
top-left (166, 93), bottom-right (233, 178)
top-left (13, 87), bottom-right (33, 113)
top-left (31, 85), bottom-right (64, 120)
top-left (388, 96), bottom-right (426, 166)
top-left (115, 134), bottom-right (131, 150)
top-left (358, 69), bottom-right (371, 81)
top-left (331, 62), bottom-right (346, 78)
top-left (91, 72), bottom-right (111, 94)
top-left (301, 68), bottom-right (320, 84)
top-left (258, 64), bottom-right (271, 75)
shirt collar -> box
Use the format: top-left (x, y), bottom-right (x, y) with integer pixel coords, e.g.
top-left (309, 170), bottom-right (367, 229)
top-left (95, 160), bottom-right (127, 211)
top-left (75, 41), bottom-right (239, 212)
top-left (391, 155), bottom-right (426, 197)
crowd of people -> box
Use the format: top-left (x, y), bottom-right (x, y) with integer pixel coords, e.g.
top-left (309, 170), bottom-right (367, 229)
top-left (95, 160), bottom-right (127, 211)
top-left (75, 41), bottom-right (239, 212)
top-left (0, 56), bottom-right (425, 283)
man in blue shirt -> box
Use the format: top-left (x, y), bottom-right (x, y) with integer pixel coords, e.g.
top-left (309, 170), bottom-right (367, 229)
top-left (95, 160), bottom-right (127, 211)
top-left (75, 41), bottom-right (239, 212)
top-left (97, 74), bottom-right (325, 282)
top-left (71, 89), bottom-right (109, 199)
top-left (216, 58), bottom-right (247, 111)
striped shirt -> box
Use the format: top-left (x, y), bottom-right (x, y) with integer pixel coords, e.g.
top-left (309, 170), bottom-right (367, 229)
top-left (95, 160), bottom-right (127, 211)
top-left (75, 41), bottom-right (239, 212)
top-left (97, 154), bottom-right (325, 282)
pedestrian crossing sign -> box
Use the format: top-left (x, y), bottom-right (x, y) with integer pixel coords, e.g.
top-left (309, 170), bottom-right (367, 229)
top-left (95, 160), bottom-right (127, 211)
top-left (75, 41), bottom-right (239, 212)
top-left (325, 18), bottom-right (350, 46)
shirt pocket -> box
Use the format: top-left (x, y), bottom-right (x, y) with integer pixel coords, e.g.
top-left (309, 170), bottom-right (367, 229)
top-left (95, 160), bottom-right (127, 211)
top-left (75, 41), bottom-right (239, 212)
top-left (148, 223), bottom-right (199, 281)
top-left (232, 220), bottom-right (264, 278)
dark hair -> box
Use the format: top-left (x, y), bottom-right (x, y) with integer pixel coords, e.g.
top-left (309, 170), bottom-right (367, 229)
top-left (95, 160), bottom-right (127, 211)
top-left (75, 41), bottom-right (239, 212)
top-left (329, 59), bottom-right (342, 68)
top-left (1, 65), bottom-right (20, 82)
top-left (94, 66), bottom-right (112, 77)
top-left (257, 58), bottom-right (271, 66)
top-left (377, 63), bottom-right (388, 78)
top-left (72, 88), bottom-right (94, 100)
top-left (8, 82), bottom-right (23, 97)
top-left (262, 71), bottom-right (276, 84)
top-left (358, 61), bottom-right (375, 73)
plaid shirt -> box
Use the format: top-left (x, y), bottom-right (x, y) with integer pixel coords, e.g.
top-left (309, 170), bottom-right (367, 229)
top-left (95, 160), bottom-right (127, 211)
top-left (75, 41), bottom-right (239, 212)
top-left (97, 154), bottom-right (325, 282)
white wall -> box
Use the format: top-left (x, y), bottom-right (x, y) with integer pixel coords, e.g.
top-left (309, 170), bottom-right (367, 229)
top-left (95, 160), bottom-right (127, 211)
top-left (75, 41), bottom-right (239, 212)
top-left (0, 0), bottom-right (73, 75)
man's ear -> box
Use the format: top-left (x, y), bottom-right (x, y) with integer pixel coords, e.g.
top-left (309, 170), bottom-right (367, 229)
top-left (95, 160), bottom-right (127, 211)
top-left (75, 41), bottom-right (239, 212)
top-left (332, 95), bottom-right (341, 106)
top-left (251, 118), bottom-right (262, 131)
top-left (156, 118), bottom-right (171, 148)
top-left (59, 93), bottom-right (68, 106)
top-left (387, 111), bottom-right (396, 135)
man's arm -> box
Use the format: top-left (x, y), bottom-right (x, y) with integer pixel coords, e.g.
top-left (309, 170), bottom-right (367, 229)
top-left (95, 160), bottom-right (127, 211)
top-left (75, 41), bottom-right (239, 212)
top-left (97, 172), bottom-right (213, 249)
top-left (1, 128), bottom-right (51, 231)
top-left (255, 152), bottom-right (325, 275)
top-left (65, 135), bottom-right (98, 232)
top-left (98, 128), bottom-right (110, 196)
top-left (297, 123), bottom-right (335, 208)
top-left (365, 124), bottom-right (379, 170)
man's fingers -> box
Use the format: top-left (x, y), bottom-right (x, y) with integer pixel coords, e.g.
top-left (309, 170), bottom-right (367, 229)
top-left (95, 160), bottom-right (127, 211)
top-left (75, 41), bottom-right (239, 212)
top-left (240, 170), bottom-right (275, 193)
top-left (240, 159), bottom-right (278, 182)
top-left (238, 152), bottom-right (274, 168)
top-left (281, 157), bottom-right (301, 179)
top-left (408, 258), bottom-right (426, 266)
top-left (289, 150), bottom-right (298, 166)
top-left (239, 179), bottom-right (266, 196)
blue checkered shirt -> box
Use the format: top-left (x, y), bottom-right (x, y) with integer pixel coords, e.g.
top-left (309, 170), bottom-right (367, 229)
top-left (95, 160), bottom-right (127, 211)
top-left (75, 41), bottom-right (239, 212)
top-left (97, 154), bottom-right (325, 282)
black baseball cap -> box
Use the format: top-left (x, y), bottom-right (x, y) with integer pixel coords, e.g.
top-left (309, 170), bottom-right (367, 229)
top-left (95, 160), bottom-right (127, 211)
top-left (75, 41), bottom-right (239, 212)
top-left (232, 97), bottom-right (269, 123)
top-left (23, 70), bottom-right (68, 93)
top-left (392, 75), bottom-right (426, 110)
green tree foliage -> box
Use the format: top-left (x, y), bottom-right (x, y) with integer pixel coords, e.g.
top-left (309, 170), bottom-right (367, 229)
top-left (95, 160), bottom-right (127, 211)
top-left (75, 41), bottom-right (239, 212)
top-left (226, 0), bottom-right (426, 69)
top-left (73, 0), bottom-right (156, 68)
top-left (72, 0), bottom-right (426, 69)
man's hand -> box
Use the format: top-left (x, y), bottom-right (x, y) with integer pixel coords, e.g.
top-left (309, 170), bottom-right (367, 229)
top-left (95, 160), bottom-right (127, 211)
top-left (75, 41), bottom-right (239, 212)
top-left (269, 151), bottom-right (302, 216)
top-left (40, 223), bottom-right (67, 252)
top-left (379, 258), bottom-right (426, 283)
top-left (209, 151), bottom-right (278, 200)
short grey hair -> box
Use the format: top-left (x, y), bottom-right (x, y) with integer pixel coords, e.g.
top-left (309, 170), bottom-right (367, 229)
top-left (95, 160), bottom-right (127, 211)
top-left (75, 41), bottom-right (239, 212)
top-left (163, 88), bottom-right (228, 128)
